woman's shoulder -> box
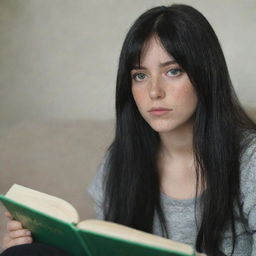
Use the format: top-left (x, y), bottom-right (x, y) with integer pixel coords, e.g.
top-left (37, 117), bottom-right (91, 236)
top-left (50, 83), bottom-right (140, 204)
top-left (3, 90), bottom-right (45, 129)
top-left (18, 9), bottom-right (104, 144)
top-left (239, 130), bottom-right (256, 214)
top-left (87, 152), bottom-right (110, 205)
top-left (240, 130), bottom-right (256, 171)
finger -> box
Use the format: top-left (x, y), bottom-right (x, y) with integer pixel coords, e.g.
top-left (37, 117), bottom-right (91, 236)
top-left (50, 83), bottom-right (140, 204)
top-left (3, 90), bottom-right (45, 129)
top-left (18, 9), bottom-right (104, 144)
top-left (6, 236), bottom-right (33, 249)
top-left (4, 212), bottom-right (13, 220)
top-left (9, 229), bottom-right (31, 239)
top-left (3, 235), bottom-right (11, 249)
top-left (7, 220), bottom-right (23, 231)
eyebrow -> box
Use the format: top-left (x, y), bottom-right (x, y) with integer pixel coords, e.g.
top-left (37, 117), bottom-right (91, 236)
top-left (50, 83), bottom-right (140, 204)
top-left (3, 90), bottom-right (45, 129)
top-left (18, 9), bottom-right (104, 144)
top-left (132, 60), bottom-right (177, 70)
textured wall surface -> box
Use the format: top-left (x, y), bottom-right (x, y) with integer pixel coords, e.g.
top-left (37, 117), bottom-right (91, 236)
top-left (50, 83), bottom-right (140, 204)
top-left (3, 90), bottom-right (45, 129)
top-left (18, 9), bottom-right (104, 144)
top-left (0, 0), bottom-right (255, 126)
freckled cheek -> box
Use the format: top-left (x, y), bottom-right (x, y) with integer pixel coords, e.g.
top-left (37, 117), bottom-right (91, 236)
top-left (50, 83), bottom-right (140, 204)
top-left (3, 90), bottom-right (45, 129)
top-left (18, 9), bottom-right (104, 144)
top-left (170, 84), bottom-right (197, 107)
top-left (132, 88), bottom-right (147, 107)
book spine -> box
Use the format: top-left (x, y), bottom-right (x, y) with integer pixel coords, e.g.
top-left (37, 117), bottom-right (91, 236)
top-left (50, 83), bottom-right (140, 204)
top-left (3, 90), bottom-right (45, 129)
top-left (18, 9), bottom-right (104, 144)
top-left (72, 225), bottom-right (93, 256)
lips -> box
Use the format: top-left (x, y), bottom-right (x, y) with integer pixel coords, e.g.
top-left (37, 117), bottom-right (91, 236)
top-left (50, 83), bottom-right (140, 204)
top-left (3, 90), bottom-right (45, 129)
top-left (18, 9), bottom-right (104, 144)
top-left (148, 107), bottom-right (172, 116)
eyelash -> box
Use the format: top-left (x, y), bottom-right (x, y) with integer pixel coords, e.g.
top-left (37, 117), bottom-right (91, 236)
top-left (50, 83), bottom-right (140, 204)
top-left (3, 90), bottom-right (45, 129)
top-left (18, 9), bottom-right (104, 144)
top-left (166, 68), bottom-right (183, 77)
top-left (132, 73), bottom-right (147, 82)
top-left (131, 68), bottom-right (183, 82)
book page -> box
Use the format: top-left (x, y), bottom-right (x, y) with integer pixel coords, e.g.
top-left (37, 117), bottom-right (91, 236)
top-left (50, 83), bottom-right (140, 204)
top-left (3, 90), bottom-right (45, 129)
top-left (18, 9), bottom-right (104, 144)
top-left (5, 184), bottom-right (79, 223)
top-left (78, 219), bottom-right (194, 255)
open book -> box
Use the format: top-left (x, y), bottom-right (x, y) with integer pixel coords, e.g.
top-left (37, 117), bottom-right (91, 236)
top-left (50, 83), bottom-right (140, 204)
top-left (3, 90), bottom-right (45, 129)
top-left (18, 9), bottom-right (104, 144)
top-left (0, 184), bottom-right (205, 256)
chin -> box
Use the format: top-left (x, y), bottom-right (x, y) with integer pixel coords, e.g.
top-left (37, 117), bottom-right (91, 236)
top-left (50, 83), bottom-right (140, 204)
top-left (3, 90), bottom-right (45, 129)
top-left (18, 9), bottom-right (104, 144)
top-left (148, 121), bottom-right (177, 134)
top-left (152, 127), bottom-right (176, 134)
top-left (148, 117), bottom-right (194, 135)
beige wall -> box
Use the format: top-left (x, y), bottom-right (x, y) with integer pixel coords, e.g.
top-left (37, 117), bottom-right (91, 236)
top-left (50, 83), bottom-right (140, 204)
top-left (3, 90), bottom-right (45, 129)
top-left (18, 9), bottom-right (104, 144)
top-left (0, 0), bottom-right (255, 127)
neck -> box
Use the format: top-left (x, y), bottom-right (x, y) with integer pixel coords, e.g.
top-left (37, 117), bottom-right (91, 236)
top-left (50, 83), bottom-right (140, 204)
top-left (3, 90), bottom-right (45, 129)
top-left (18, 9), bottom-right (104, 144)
top-left (157, 121), bottom-right (201, 199)
top-left (159, 121), bottom-right (194, 159)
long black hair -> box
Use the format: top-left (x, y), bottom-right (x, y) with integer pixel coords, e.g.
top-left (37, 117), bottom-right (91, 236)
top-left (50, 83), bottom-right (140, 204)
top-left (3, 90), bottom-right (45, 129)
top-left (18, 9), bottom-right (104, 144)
top-left (103, 4), bottom-right (256, 256)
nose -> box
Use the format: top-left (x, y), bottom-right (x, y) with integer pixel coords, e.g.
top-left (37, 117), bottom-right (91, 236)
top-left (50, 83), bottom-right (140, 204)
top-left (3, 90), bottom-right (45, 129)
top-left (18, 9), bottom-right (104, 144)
top-left (149, 77), bottom-right (165, 100)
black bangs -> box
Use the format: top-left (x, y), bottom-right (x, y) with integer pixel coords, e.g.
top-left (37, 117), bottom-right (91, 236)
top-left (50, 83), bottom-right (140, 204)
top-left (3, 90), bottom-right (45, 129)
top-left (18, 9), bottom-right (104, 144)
top-left (123, 7), bottom-right (170, 70)
top-left (124, 27), bottom-right (154, 70)
top-left (155, 10), bottom-right (204, 84)
top-left (125, 8), bottom-right (198, 78)
top-left (157, 17), bottom-right (188, 66)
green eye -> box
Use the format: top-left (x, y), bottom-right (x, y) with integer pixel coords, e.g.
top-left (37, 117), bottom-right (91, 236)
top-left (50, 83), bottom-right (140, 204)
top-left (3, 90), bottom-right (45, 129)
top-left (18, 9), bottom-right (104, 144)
top-left (166, 69), bottom-right (182, 77)
top-left (132, 73), bottom-right (147, 82)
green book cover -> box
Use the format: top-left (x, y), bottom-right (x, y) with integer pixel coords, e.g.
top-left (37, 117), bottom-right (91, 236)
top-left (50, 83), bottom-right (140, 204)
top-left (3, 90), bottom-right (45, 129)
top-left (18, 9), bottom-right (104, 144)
top-left (0, 195), bottom-right (91, 256)
top-left (0, 184), bottom-right (200, 256)
top-left (78, 228), bottom-right (195, 256)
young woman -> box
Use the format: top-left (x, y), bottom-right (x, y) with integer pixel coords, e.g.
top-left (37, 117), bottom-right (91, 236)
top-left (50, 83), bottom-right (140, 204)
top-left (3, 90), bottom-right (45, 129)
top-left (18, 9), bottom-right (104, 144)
top-left (2, 4), bottom-right (256, 256)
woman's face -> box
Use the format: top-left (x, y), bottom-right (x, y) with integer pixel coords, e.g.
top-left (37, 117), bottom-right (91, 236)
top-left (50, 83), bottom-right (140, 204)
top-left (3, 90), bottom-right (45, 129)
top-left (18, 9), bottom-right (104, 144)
top-left (131, 36), bottom-right (198, 134)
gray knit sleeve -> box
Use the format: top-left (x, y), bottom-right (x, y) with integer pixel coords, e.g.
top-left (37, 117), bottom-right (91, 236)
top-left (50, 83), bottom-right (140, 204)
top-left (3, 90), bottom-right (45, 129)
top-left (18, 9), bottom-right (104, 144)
top-left (240, 135), bottom-right (256, 255)
top-left (87, 154), bottom-right (109, 219)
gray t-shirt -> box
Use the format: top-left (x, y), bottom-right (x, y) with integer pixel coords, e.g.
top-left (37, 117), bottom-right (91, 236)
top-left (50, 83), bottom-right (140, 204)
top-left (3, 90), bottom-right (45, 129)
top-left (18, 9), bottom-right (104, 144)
top-left (88, 134), bottom-right (256, 256)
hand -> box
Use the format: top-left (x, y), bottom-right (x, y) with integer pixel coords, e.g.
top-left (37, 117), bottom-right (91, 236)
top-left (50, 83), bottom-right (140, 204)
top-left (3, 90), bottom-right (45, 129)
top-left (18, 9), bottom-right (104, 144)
top-left (2, 211), bottom-right (33, 249)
